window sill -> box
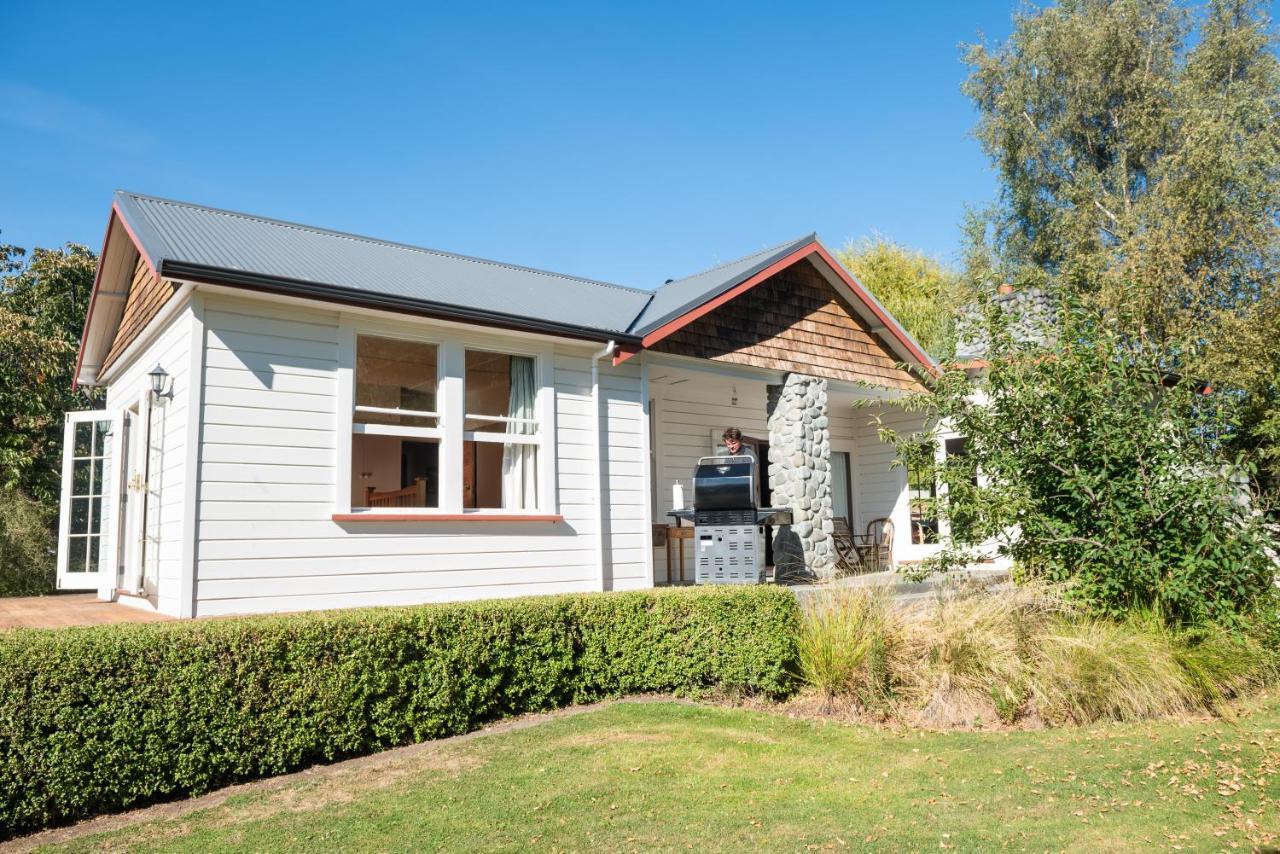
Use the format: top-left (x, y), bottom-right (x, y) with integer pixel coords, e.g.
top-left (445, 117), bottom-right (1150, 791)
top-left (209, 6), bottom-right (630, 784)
top-left (332, 512), bottom-right (565, 523)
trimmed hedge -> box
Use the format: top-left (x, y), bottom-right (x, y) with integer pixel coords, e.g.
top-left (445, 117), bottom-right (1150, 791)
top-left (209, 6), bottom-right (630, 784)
top-left (0, 585), bottom-right (799, 836)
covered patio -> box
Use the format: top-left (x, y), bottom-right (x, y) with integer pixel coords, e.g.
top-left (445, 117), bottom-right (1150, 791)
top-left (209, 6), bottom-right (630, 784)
top-left (645, 358), bottom-right (933, 585)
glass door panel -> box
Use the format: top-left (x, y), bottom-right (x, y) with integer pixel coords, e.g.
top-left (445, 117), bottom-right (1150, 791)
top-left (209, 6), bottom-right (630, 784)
top-left (57, 411), bottom-right (119, 591)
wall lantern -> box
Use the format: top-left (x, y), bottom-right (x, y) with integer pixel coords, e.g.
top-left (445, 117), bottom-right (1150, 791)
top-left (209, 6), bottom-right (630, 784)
top-left (148, 364), bottom-right (174, 402)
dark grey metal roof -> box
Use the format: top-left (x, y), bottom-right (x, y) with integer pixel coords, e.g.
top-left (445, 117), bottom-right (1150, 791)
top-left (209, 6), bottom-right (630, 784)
top-left (109, 192), bottom-right (928, 367)
top-left (114, 191), bottom-right (652, 341)
top-left (627, 234), bottom-right (817, 335)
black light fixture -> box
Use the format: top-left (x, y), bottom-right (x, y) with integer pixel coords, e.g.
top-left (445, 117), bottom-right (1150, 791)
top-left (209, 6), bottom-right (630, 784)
top-left (148, 363), bottom-right (173, 402)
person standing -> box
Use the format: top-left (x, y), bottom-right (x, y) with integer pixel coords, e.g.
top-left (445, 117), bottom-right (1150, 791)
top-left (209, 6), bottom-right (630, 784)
top-left (721, 427), bottom-right (757, 465)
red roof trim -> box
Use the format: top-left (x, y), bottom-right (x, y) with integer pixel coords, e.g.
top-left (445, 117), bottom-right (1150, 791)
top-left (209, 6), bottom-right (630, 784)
top-left (809, 243), bottom-right (938, 376)
top-left (72, 202), bottom-right (162, 387)
top-left (613, 243), bottom-right (821, 365)
top-left (110, 199), bottom-right (162, 281)
top-left (615, 239), bottom-right (939, 377)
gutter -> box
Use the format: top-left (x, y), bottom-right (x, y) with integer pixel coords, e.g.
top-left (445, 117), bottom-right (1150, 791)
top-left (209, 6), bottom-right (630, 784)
top-left (160, 260), bottom-right (641, 347)
top-left (591, 339), bottom-right (617, 591)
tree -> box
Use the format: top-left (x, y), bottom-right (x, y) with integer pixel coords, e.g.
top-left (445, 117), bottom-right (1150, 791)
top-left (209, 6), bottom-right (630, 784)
top-left (836, 236), bottom-right (966, 361)
top-left (885, 298), bottom-right (1276, 626)
top-left (0, 243), bottom-right (98, 504)
top-left (963, 0), bottom-right (1280, 490)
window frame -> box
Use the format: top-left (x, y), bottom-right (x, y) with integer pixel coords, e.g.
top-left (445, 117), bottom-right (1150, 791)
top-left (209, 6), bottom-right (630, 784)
top-left (336, 318), bottom-right (556, 518)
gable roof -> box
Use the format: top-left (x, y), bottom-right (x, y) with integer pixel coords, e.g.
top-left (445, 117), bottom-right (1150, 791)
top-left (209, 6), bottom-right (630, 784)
top-left (83, 191), bottom-right (937, 384)
top-left (113, 191), bottom-right (652, 341)
top-left (627, 234), bottom-right (817, 335)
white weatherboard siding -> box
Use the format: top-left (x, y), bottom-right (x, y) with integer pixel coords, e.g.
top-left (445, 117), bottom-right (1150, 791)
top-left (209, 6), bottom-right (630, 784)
top-left (834, 402), bottom-right (926, 561)
top-left (103, 304), bottom-right (195, 616)
top-left (651, 375), bottom-right (770, 583)
top-left (192, 294), bottom-right (646, 616)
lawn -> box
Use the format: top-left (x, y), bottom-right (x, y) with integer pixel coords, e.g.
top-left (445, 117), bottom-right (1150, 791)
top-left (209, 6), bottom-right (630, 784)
top-left (38, 697), bottom-right (1280, 852)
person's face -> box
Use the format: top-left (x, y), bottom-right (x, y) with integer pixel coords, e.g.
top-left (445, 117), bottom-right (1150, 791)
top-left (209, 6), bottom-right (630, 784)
top-left (725, 437), bottom-right (742, 454)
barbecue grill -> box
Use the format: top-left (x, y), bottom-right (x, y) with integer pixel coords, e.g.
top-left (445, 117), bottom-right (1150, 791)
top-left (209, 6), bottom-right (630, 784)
top-left (668, 455), bottom-right (792, 584)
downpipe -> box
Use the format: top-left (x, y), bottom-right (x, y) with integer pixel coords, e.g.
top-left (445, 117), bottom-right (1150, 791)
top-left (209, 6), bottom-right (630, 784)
top-left (591, 340), bottom-right (617, 592)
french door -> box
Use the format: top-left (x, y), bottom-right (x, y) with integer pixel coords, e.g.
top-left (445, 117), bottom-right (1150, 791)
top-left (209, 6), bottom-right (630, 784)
top-left (55, 411), bottom-right (123, 592)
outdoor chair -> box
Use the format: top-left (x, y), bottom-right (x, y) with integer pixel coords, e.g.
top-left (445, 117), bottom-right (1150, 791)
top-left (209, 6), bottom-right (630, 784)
top-left (854, 517), bottom-right (894, 572)
top-left (831, 516), bottom-right (866, 575)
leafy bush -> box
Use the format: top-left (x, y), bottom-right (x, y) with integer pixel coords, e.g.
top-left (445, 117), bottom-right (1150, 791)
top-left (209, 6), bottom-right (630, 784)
top-left (888, 297), bottom-right (1279, 626)
top-left (0, 487), bottom-right (54, 596)
top-left (0, 585), bottom-right (799, 837)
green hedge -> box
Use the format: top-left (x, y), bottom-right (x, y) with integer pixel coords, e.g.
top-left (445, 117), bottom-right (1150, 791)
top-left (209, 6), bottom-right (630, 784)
top-left (0, 585), bottom-right (799, 836)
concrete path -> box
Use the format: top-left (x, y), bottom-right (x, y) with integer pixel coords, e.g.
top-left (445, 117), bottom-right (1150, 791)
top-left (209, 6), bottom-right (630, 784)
top-left (786, 565), bottom-right (1012, 605)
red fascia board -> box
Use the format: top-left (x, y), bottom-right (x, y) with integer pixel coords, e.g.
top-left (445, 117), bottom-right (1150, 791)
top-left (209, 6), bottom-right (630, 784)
top-left (72, 202), bottom-right (161, 388)
top-left (613, 243), bottom-right (821, 365)
top-left (809, 243), bottom-right (939, 377)
top-left (614, 241), bottom-right (938, 378)
top-left (331, 513), bottom-right (565, 523)
top-left (110, 199), bottom-right (162, 281)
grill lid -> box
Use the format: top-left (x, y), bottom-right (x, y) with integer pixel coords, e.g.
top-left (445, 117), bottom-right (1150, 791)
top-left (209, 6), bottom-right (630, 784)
top-left (691, 454), bottom-right (756, 511)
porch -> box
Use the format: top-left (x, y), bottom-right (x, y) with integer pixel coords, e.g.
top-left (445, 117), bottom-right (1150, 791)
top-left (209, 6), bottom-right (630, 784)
top-left (0, 594), bottom-right (171, 631)
top-left (645, 361), bottom-right (933, 585)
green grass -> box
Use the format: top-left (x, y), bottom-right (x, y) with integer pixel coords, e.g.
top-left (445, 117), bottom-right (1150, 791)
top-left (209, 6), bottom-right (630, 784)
top-left (40, 698), bottom-right (1280, 852)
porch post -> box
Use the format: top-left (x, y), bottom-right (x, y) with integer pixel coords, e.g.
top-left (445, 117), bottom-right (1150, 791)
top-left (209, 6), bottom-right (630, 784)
top-left (766, 373), bottom-right (834, 581)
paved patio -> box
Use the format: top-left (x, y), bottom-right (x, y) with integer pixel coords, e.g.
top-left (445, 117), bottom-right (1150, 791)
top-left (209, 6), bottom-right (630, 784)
top-left (0, 594), bottom-right (171, 630)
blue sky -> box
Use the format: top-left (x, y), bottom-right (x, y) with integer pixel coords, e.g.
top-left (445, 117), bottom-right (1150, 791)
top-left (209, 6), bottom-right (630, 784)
top-left (1, 1), bottom-right (1019, 289)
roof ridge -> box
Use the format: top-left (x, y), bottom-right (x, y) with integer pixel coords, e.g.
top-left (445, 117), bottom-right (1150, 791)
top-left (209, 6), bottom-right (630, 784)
top-left (117, 190), bottom-right (651, 296)
top-left (657, 233), bottom-right (815, 288)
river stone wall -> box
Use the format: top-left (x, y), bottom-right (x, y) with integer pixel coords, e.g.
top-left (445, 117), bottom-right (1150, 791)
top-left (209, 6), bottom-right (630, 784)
top-left (766, 374), bottom-right (834, 580)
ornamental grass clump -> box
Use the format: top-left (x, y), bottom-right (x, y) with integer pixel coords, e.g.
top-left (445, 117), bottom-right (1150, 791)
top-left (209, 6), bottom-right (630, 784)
top-left (893, 587), bottom-right (1050, 726)
top-left (794, 584), bottom-right (1277, 728)
top-left (1030, 616), bottom-right (1197, 724)
top-left (797, 588), bottom-right (894, 706)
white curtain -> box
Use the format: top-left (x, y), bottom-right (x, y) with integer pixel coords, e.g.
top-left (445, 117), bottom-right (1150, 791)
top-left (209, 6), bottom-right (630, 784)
top-left (501, 356), bottom-right (538, 510)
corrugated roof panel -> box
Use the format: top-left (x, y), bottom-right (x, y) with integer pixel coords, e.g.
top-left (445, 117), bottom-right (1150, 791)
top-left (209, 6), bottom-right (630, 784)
top-left (115, 192), bottom-right (652, 337)
top-left (629, 233), bottom-right (816, 335)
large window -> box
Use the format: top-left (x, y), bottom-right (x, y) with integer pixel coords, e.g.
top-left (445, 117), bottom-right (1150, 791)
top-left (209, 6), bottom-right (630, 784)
top-left (345, 334), bottom-right (544, 513)
top-left (464, 350), bottom-right (540, 510)
top-left (352, 335), bottom-right (440, 508)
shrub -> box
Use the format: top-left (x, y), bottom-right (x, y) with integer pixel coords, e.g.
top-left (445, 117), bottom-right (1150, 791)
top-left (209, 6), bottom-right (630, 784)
top-left (0, 487), bottom-right (54, 597)
top-left (0, 585), bottom-right (799, 837)
top-left (885, 297), bottom-right (1279, 626)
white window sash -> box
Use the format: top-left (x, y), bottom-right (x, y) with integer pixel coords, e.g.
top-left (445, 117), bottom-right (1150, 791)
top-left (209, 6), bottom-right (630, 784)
top-left (354, 404), bottom-right (440, 420)
top-left (337, 320), bottom-right (557, 516)
top-left (463, 413), bottom-right (538, 426)
top-left (353, 423), bottom-right (444, 441)
top-left (463, 432), bottom-right (541, 445)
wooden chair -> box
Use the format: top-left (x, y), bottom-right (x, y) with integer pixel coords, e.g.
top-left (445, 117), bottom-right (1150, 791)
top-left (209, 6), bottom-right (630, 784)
top-left (855, 517), bottom-right (894, 572)
top-left (831, 517), bottom-right (866, 575)
top-left (365, 477), bottom-right (427, 508)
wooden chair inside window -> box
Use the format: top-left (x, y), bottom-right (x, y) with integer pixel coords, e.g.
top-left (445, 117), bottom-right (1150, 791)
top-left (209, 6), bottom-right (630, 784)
top-left (854, 517), bottom-right (894, 572)
top-left (365, 477), bottom-right (427, 508)
top-left (831, 516), bottom-right (866, 575)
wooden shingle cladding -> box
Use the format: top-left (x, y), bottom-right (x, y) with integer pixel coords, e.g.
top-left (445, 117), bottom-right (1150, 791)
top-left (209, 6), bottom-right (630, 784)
top-left (650, 259), bottom-right (924, 391)
top-left (100, 256), bottom-right (179, 374)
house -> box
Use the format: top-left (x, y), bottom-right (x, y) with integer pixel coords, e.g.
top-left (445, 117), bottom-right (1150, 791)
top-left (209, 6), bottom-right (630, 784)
top-left (58, 191), bottom-right (939, 618)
